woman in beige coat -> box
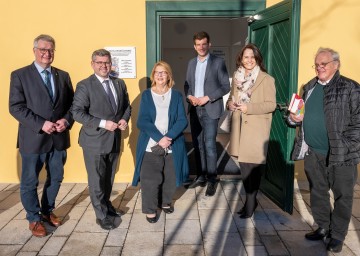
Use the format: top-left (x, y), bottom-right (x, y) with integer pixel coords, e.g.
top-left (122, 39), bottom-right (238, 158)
top-left (227, 44), bottom-right (276, 218)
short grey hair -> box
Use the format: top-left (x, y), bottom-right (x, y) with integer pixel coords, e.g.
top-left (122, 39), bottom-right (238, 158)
top-left (316, 47), bottom-right (341, 68)
top-left (33, 34), bottom-right (55, 48)
top-left (91, 49), bottom-right (111, 61)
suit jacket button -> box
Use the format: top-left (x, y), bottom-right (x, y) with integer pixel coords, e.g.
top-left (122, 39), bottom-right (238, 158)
top-left (244, 121), bottom-right (248, 124)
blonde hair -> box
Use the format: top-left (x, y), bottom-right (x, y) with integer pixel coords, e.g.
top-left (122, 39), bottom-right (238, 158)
top-left (150, 61), bottom-right (175, 88)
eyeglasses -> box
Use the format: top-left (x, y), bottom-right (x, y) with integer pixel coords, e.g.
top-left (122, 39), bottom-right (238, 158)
top-left (35, 47), bottom-right (55, 55)
top-left (154, 71), bottom-right (167, 76)
top-left (94, 61), bottom-right (111, 66)
top-left (312, 60), bottom-right (336, 69)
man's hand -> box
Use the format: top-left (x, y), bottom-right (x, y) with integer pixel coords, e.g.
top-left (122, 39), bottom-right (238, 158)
top-left (42, 120), bottom-right (56, 134)
top-left (105, 121), bottom-right (119, 131)
top-left (118, 119), bottom-right (128, 131)
top-left (55, 118), bottom-right (68, 133)
top-left (188, 95), bottom-right (200, 106)
top-left (158, 136), bottom-right (172, 148)
top-left (197, 96), bottom-right (210, 106)
top-left (289, 113), bottom-right (304, 123)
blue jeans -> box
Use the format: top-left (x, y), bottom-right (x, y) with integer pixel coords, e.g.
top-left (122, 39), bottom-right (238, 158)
top-left (190, 106), bottom-right (219, 182)
top-left (20, 150), bottom-right (66, 222)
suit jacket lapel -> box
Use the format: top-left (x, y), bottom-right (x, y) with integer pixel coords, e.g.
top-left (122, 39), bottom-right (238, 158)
top-left (251, 71), bottom-right (266, 92)
top-left (190, 58), bottom-right (197, 92)
top-left (204, 54), bottom-right (213, 83)
top-left (92, 75), bottom-right (115, 113)
top-left (110, 77), bottom-right (120, 114)
top-left (30, 64), bottom-right (53, 101)
top-left (51, 68), bottom-right (59, 104)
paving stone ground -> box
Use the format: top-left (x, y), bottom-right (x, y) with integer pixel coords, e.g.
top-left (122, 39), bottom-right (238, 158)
top-left (0, 179), bottom-right (360, 256)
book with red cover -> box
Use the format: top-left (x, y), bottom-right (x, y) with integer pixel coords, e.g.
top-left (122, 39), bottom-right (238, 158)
top-left (288, 93), bottom-right (304, 115)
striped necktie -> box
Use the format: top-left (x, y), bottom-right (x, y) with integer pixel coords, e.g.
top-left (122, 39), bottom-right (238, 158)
top-left (42, 70), bottom-right (53, 100)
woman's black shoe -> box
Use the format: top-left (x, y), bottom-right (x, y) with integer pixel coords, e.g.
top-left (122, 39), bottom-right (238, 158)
top-left (239, 212), bottom-right (253, 219)
top-left (238, 201), bottom-right (258, 218)
top-left (162, 206), bottom-right (174, 214)
top-left (146, 214), bottom-right (158, 223)
top-left (237, 206), bottom-right (245, 215)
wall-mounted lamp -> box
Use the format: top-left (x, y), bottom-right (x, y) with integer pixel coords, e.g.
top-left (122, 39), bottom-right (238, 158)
top-left (247, 14), bottom-right (260, 24)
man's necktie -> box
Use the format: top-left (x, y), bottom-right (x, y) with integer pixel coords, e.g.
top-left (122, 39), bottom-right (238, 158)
top-left (42, 70), bottom-right (53, 100)
top-left (104, 80), bottom-right (117, 112)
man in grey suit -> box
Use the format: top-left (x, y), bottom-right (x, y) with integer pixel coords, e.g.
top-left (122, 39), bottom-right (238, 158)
top-left (9, 34), bottom-right (74, 237)
top-left (71, 49), bottom-right (131, 230)
top-left (184, 31), bottom-right (230, 196)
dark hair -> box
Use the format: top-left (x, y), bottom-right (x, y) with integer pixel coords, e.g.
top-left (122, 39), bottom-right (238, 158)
top-left (193, 31), bottom-right (210, 44)
top-left (236, 43), bottom-right (266, 72)
top-left (91, 49), bottom-right (111, 61)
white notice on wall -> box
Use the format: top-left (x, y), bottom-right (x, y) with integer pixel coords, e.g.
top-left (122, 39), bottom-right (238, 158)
top-left (105, 47), bottom-right (136, 79)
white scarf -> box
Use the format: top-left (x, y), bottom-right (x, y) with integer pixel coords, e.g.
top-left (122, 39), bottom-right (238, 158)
top-left (232, 65), bottom-right (260, 104)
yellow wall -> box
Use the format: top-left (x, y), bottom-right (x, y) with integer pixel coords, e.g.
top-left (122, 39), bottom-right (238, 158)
top-left (0, 0), bottom-right (146, 182)
top-left (298, 0), bottom-right (360, 87)
top-left (1, 0), bottom-right (360, 182)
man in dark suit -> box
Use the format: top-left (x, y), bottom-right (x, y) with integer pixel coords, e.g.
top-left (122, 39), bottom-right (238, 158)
top-left (9, 34), bottom-right (74, 237)
top-left (71, 49), bottom-right (131, 230)
top-left (184, 31), bottom-right (230, 196)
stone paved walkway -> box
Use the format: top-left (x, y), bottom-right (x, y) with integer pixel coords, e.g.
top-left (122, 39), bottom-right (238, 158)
top-left (0, 179), bottom-right (360, 256)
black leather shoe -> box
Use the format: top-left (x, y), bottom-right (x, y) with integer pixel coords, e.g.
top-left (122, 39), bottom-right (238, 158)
top-left (107, 205), bottom-right (123, 217)
top-left (187, 178), bottom-right (207, 189)
top-left (305, 227), bottom-right (328, 241)
top-left (96, 217), bottom-right (115, 230)
top-left (327, 238), bottom-right (343, 252)
top-left (205, 182), bottom-right (218, 197)
top-left (146, 214), bottom-right (158, 224)
top-left (162, 206), bottom-right (174, 214)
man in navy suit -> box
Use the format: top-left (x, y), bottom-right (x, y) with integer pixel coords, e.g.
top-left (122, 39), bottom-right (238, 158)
top-left (71, 49), bottom-right (131, 230)
top-left (184, 31), bottom-right (230, 196)
top-left (9, 34), bottom-right (74, 237)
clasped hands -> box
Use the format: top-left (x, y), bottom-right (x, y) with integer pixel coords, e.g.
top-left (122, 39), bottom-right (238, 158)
top-left (158, 136), bottom-right (172, 149)
top-left (105, 119), bottom-right (128, 131)
top-left (228, 101), bottom-right (248, 114)
top-left (42, 119), bottom-right (68, 134)
top-left (188, 95), bottom-right (210, 106)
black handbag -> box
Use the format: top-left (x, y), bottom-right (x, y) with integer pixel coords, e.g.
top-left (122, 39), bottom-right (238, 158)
top-left (151, 144), bottom-right (167, 156)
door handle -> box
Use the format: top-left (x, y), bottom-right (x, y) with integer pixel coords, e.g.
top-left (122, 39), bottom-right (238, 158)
top-left (276, 102), bottom-right (288, 119)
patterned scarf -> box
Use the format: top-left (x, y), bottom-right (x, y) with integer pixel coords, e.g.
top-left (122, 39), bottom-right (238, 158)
top-left (232, 65), bottom-right (260, 104)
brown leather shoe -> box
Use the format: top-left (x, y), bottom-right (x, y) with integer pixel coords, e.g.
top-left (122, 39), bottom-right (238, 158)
top-left (42, 212), bottom-right (62, 227)
top-left (29, 221), bottom-right (46, 237)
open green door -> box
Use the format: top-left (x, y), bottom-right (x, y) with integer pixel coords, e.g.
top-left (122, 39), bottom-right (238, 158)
top-left (249, 0), bottom-right (301, 214)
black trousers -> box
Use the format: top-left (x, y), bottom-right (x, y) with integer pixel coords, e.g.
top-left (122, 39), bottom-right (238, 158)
top-left (304, 149), bottom-right (357, 241)
top-left (239, 162), bottom-right (264, 214)
top-left (140, 152), bottom-right (176, 214)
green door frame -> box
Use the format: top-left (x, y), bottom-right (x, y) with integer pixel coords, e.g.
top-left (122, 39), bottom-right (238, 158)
top-left (145, 0), bottom-right (301, 214)
top-left (146, 0), bottom-right (266, 76)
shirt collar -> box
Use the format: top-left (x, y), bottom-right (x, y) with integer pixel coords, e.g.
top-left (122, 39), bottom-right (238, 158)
top-left (94, 74), bottom-right (110, 84)
top-left (317, 79), bottom-right (330, 85)
top-left (34, 61), bottom-right (51, 74)
top-left (197, 54), bottom-right (209, 63)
